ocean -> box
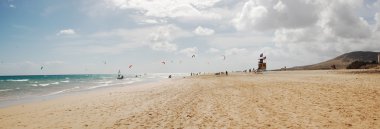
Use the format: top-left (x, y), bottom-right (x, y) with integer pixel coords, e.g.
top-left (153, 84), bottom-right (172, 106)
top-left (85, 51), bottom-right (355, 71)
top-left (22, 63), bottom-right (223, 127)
top-left (0, 73), bottom-right (188, 107)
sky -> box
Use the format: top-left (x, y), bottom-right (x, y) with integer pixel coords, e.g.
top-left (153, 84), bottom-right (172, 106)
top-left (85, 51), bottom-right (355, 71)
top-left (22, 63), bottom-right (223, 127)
top-left (0, 0), bottom-right (380, 75)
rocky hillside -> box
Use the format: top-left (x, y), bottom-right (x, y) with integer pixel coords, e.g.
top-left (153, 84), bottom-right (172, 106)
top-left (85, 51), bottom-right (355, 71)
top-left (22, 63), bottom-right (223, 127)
top-left (290, 51), bottom-right (379, 70)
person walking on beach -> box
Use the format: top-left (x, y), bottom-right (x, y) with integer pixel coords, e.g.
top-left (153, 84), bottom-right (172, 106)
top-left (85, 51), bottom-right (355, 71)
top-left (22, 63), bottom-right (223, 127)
top-left (225, 71), bottom-right (228, 76)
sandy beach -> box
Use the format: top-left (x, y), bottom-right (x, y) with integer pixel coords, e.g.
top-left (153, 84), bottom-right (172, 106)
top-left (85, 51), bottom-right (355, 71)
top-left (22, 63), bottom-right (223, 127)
top-left (0, 70), bottom-right (379, 129)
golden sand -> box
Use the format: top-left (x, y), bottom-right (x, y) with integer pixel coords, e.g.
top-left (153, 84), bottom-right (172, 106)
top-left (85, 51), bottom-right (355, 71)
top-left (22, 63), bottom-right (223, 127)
top-left (0, 70), bottom-right (379, 128)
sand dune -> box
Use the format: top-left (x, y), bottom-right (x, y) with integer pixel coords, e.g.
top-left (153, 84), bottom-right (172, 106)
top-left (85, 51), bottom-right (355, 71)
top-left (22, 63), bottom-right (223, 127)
top-left (0, 70), bottom-right (379, 128)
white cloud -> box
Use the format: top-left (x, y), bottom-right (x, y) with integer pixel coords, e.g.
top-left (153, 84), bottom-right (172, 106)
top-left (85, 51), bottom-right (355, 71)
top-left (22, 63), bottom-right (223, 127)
top-left (105, 0), bottom-right (222, 20)
top-left (148, 25), bottom-right (188, 52)
top-left (44, 61), bottom-right (65, 65)
top-left (233, 0), bottom-right (319, 31)
top-left (207, 32), bottom-right (272, 49)
top-left (139, 19), bottom-right (167, 24)
top-left (151, 41), bottom-right (177, 52)
top-left (207, 48), bottom-right (220, 53)
top-left (9, 4), bottom-right (15, 8)
top-left (6, 0), bottom-right (380, 75)
top-left (233, 1), bottom-right (268, 31)
top-left (57, 29), bottom-right (76, 36)
top-left (376, 13), bottom-right (380, 31)
top-left (180, 47), bottom-right (199, 57)
top-left (193, 26), bottom-right (215, 36)
top-left (225, 48), bottom-right (248, 56)
top-left (231, 0), bottom-right (380, 65)
top-left (273, 1), bottom-right (285, 12)
top-left (58, 25), bottom-right (189, 54)
top-left (320, 1), bottom-right (371, 39)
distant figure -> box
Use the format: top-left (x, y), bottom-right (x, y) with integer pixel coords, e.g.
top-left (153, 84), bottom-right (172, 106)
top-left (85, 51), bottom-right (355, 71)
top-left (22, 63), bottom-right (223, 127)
top-left (225, 71), bottom-right (228, 76)
top-left (284, 66), bottom-right (287, 71)
top-left (168, 75), bottom-right (172, 78)
top-left (249, 69), bottom-right (252, 73)
top-left (117, 75), bottom-right (124, 79)
top-left (331, 65), bottom-right (336, 70)
top-left (117, 70), bottom-right (123, 79)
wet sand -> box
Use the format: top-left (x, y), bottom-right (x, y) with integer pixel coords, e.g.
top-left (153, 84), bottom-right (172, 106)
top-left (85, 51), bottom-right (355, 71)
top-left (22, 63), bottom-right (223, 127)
top-left (0, 70), bottom-right (379, 128)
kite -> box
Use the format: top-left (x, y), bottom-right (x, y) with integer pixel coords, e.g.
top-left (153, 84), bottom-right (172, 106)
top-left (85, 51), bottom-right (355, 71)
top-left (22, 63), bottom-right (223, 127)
top-left (40, 66), bottom-right (44, 70)
top-left (260, 53), bottom-right (263, 57)
top-left (222, 55), bottom-right (226, 60)
top-left (161, 61), bottom-right (166, 64)
top-left (192, 55), bottom-right (195, 58)
top-left (129, 65), bottom-right (133, 68)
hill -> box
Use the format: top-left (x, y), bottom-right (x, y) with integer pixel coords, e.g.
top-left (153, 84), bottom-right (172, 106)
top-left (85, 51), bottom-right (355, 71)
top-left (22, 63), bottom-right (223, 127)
top-left (290, 51), bottom-right (379, 70)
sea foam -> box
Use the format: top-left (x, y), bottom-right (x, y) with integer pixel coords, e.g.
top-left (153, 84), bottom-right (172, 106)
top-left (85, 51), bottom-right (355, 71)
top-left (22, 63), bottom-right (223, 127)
top-left (0, 89), bottom-right (13, 92)
top-left (6, 79), bottom-right (29, 82)
top-left (39, 84), bottom-right (50, 87)
top-left (46, 86), bottom-right (80, 96)
top-left (51, 82), bottom-right (60, 85)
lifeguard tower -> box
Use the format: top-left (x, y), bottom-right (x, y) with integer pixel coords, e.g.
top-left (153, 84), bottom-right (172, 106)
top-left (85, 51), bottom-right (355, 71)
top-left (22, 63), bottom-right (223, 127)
top-left (258, 53), bottom-right (267, 71)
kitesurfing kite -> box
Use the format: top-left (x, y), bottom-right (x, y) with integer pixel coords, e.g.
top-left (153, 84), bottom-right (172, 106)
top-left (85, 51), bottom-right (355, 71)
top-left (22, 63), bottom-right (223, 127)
top-left (222, 55), bottom-right (226, 60)
top-left (40, 66), bottom-right (44, 70)
top-left (129, 65), bottom-right (133, 69)
top-left (161, 61), bottom-right (166, 64)
top-left (192, 55), bottom-right (195, 58)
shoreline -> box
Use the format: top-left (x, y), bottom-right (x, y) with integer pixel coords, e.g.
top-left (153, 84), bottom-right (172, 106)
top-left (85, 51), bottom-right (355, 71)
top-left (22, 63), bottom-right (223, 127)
top-left (1, 70), bottom-right (379, 128)
top-left (0, 77), bottom-right (163, 108)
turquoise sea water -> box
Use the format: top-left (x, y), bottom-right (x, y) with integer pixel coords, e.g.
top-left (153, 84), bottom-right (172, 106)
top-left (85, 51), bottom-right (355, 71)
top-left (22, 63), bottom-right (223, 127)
top-left (0, 73), bottom-right (187, 107)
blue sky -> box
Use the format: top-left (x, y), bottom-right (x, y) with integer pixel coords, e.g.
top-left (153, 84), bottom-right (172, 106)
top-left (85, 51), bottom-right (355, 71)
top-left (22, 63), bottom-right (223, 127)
top-left (1, 0), bottom-right (380, 75)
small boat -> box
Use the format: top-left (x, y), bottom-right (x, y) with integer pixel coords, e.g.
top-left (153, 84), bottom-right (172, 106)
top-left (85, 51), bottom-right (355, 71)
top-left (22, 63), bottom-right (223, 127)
top-left (117, 75), bottom-right (124, 79)
top-left (117, 70), bottom-right (124, 79)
